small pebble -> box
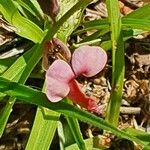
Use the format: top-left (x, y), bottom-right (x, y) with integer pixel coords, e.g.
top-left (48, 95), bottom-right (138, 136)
top-left (93, 78), bottom-right (101, 85)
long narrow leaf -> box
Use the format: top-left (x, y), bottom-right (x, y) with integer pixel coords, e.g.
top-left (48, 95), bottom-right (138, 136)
top-left (124, 4), bottom-right (150, 20)
top-left (25, 108), bottom-right (60, 150)
top-left (0, 77), bottom-right (147, 148)
top-left (66, 117), bottom-right (86, 150)
top-left (0, 44), bottom-right (42, 136)
top-left (105, 0), bottom-right (125, 126)
top-left (122, 18), bottom-right (150, 31)
top-left (56, 0), bottom-right (83, 42)
top-left (14, 0), bottom-right (44, 21)
top-left (0, 0), bottom-right (44, 43)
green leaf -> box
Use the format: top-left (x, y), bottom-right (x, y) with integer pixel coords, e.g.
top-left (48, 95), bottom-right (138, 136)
top-left (0, 48), bottom-right (34, 97)
top-left (13, 0), bottom-right (44, 27)
top-left (122, 18), bottom-right (150, 31)
top-left (0, 97), bottom-right (15, 136)
top-left (0, 0), bottom-right (44, 43)
top-left (72, 39), bottom-right (102, 48)
top-left (124, 128), bottom-right (150, 143)
top-left (57, 120), bottom-right (66, 149)
top-left (66, 117), bottom-right (86, 150)
top-left (105, 0), bottom-right (125, 127)
top-left (73, 19), bottom-right (109, 35)
top-left (26, 79), bottom-right (60, 150)
top-left (11, 11), bottom-right (44, 43)
top-left (28, 0), bottom-right (44, 18)
top-left (124, 128), bottom-right (150, 150)
top-left (25, 108), bottom-right (60, 150)
top-left (0, 44), bottom-right (42, 136)
top-left (0, 57), bottom-right (17, 75)
top-left (14, 0), bottom-right (38, 17)
top-left (1, 52), bottom-right (30, 79)
top-left (100, 40), bottom-right (111, 51)
top-left (14, 0), bottom-right (44, 20)
top-left (56, 0), bottom-right (88, 42)
top-left (143, 144), bottom-right (150, 150)
top-left (0, 77), bottom-right (147, 147)
top-left (124, 4), bottom-right (150, 20)
top-left (78, 17), bottom-right (150, 33)
top-left (57, 117), bottom-right (77, 149)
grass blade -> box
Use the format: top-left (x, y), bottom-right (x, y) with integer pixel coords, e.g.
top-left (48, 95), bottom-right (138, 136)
top-left (66, 117), bottom-right (86, 150)
top-left (13, 0), bottom-right (44, 27)
top-left (122, 18), bottom-right (150, 31)
top-left (0, 43), bottom-right (42, 136)
top-left (26, 78), bottom-right (60, 150)
top-left (73, 19), bottom-right (109, 35)
top-left (14, 0), bottom-right (44, 20)
top-left (124, 128), bottom-right (150, 143)
top-left (105, 0), bottom-right (125, 126)
top-left (124, 4), bottom-right (150, 20)
top-left (0, 0), bottom-right (44, 43)
top-left (56, 0), bottom-right (83, 43)
top-left (0, 77), bottom-right (147, 147)
top-left (25, 108), bottom-right (60, 150)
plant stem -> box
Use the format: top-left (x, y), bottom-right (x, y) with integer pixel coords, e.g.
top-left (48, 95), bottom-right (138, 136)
top-left (105, 0), bottom-right (125, 127)
top-left (48, 0), bottom-right (92, 39)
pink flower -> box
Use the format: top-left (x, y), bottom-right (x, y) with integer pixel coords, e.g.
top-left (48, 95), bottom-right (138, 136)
top-left (45, 45), bottom-right (107, 113)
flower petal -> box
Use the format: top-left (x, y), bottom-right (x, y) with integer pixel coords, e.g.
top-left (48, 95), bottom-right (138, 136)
top-left (46, 60), bottom-right (75, 102)
top-left (72, 46), bottom-right (107, 77)
top-left (68, 79), bottom-right (98, 110)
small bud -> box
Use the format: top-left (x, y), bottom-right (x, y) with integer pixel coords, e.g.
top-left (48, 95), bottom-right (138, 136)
top-left (42, 38), bottom-right (71, 70)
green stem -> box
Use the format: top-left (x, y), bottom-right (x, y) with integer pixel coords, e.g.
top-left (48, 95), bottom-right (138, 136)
top-left (66, 116), bottom-right (86, 150)
top-left (105, 0), bottom-right (125, 126)
top-left (47, 0), bottom-right (92, 38)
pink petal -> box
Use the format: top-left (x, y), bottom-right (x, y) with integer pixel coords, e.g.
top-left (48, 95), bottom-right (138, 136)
top-left (46, 60), bottom-right (75, 102)
top-left (71, 46), bottom-right (107, 77)
top-left (68, 80), bottom-right (101, 113)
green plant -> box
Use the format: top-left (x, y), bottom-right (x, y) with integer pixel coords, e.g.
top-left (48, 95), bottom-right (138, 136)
top-left (0, 0), bottom-right (150, 149)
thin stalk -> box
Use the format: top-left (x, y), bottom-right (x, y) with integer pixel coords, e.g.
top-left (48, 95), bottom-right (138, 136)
top-left (105, 0), bottom-right (125, 126)
top-left (48, 0), bottom-right (92, 38)
top-left (66, 116), bottom-right (86, 150)
top-left (66, 99), bottom-right (86, 150)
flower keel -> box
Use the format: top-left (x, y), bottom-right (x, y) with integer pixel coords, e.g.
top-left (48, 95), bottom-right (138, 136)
top-left (68, 79), bottom-right (99, 112)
